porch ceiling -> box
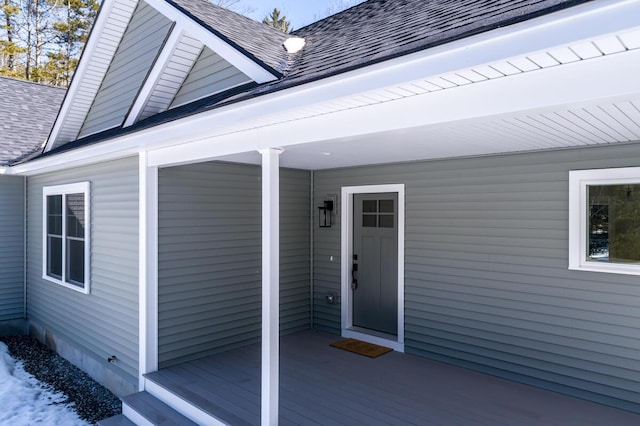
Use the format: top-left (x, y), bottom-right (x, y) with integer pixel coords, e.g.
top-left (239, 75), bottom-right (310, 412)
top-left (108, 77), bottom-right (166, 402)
top-left (196, 25), bottom-right (640, 171)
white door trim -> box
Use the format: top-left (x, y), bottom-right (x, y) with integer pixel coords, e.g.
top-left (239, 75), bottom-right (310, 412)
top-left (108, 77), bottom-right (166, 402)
top-left (341, 184), bottom-right (405, 352)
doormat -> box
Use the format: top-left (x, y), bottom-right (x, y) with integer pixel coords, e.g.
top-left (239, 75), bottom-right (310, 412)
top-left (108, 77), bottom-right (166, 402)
top-left (330, 338), bottom-right (393, 358)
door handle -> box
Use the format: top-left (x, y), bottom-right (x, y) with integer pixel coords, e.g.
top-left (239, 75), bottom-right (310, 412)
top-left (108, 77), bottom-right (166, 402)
top-left (351, 263), bottom-right (358, 290)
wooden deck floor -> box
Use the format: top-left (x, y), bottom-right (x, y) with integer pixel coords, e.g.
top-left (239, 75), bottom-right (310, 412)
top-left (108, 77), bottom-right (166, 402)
top-left (146, 330), bottom-right (640, 425)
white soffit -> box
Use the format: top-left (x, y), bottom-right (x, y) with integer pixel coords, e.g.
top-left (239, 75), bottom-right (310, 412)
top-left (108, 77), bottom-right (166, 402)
top-left (46, 0), bottom-right (138, 150)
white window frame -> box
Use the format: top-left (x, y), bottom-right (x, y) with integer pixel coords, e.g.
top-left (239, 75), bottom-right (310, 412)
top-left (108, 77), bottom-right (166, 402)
top-left (569, 167), bottom-right (640, 276)
top-left (42, 182), bottom-right (91, 293)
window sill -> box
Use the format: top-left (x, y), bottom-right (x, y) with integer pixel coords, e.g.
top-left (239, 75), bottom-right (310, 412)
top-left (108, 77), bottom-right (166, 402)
top-left (42, 274), bottom-right (90, 294)
top-left (568, 262), bottom-right (640, 276)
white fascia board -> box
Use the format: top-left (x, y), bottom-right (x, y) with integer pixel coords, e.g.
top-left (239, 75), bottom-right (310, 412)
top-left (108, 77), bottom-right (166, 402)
top-left (0, 167), bottom-right (7, 175)
top-left (147, 44), bottom-right (640, 167)
top-left (11, 0), bottom-right (640, 174)
top-left (124, 25), bottom-right (184, 127)
top-left (44, 0), bottom-right (125, 152)
top-left (144, 0), bottom-right (277, 83)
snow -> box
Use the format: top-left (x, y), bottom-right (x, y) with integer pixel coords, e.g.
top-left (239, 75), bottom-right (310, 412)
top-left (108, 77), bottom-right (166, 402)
top-left (0, 342), bottom-right (89, 426)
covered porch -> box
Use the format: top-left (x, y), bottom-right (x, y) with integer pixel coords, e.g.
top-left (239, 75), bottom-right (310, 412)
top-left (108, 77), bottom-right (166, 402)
top-left (139, 330), bottom-right (640, 425)
top-left (131, 5), bottom-right (640, 424)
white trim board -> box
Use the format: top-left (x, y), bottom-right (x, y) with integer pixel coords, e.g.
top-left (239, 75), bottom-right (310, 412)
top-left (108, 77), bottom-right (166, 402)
top-left (138, 152), bottom-right (159, 390)
top-left (143, 0), bottom-right (277, 84)
top-left (568, 166), bottom-right (640, 276)
top-left (341, 184), bottom-right (405, 353)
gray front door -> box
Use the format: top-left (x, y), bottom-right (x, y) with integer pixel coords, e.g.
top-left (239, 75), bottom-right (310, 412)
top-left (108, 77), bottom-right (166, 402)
top-left (352, 192), bottom-right (398, 335)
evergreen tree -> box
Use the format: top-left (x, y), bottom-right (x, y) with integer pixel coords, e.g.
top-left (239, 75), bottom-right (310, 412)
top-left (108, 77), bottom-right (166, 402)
top-left (262, 8), bottom-right (291, 33)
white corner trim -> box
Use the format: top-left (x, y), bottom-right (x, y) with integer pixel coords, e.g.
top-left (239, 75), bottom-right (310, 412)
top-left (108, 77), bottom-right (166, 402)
top-left (569, 166), bottom-right (640, 276)
top-left (139, 152), bottom-right (159, 390)
top-left (144, 0), bottom-right (277, 83)
top-left (124, 25), bottom-right (185, 127)
top-left (341, 184), bottom-right (405, 353)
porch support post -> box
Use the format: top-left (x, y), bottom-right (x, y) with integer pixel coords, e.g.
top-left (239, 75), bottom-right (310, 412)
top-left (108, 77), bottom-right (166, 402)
top-left (260, 148), bottom-right (282, 426)
top-left (139, 152), bottom-right (158, 391)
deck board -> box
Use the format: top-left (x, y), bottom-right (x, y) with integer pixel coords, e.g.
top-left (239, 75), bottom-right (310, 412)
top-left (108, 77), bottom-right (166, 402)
top-left (146, 330), bottom-right (640, 425)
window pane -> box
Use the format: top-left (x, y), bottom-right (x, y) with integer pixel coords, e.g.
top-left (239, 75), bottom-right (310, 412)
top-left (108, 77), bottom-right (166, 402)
top-left (379, 214), bottom-right (394, 228)
top-left (379, 200), bottom-right (394, 213)
top-left (67, 239), bottom-right (85, 285)
top-left (47, 236), bottom-right (63, 278)
top-left (362, 214), bottom-right (377, 227)
top-left (66, 193), bottom-right (85, 239)
top-left (47, 195), bottom-right (62, 236)
top-left (588, 184), bottom-right (640, 263)
top-left (362, 200), bottom-right (377, 213)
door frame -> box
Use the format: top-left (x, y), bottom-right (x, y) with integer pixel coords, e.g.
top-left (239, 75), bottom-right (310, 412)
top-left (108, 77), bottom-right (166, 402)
top-left (341, 184), bottom-right (405, 352)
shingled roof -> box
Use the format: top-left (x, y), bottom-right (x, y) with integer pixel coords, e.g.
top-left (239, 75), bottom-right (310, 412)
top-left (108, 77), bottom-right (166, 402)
top-left (38, 0), bottom-right (595, 161)
top-left (288, 0), bottom-right (594, 82)
top-left (0, 77), bottom-right (65, 166)
top-left (167, 0), bottom-right (290, 77)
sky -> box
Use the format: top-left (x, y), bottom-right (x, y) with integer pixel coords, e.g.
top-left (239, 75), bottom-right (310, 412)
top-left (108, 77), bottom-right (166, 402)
top-left (235, 0), bottom-right (366, 30)
top-left (0, 343), bottom-right (89, 426)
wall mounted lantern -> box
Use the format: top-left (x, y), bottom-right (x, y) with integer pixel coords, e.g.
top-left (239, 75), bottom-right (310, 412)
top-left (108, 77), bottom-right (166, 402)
top-left (318, 200), bottom-right (334, 228)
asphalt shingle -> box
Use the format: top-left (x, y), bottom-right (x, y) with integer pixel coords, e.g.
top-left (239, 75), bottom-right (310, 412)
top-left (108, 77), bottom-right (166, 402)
top-left (167, 0), bottom-right (290, 76)
top-left (288, 0), bottom-right (593, 82)
top-left (0, 77), bottom-right (65, 166)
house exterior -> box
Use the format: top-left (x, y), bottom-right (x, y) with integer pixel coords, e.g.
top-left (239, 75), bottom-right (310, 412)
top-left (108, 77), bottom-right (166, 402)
top-left (1, 0), bottom-right (640, 424)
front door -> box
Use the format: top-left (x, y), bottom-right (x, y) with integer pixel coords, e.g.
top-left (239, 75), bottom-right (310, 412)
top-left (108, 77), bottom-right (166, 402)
top-left (352, 192), bottom-right (398, 335)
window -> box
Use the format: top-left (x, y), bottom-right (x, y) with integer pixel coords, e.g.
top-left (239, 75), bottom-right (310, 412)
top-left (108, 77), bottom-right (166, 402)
top-left (43, 182), bottom-right (90, 293)
top-left (569, 167), bottom-right (640, 275)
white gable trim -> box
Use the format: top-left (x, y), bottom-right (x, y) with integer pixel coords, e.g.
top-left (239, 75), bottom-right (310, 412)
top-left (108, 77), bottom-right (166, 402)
top-left (144, 0), bottom-right (278, 84)
top-left (45, 0), bottom-right (138, 152)
top-left (45, 0), bottom-right (277, 153)
top-left (124, 25), bottom-right (187, 127)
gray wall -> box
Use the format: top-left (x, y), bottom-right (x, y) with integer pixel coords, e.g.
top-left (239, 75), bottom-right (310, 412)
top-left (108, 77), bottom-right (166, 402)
top-left (313, 143), bottom-right (640, 413)
top-left (79, 1), bottom-right (172, 138)
top-left (26, 157), bottom-right (139, 392)
top-left (0, 176), bottom-right (25, 322)
top-left (170, 47), bottom-right (252, 108)
top-left (158, 162), bottom-right (310, 367)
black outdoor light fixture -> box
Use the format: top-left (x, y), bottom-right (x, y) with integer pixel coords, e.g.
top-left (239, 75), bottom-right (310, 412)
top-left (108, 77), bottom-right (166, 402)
top-left (318, 199), bottom-right (334, 228)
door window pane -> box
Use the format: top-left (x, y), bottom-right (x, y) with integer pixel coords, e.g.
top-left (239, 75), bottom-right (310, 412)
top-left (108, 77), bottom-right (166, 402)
top-left (379, 215), bottom-right (394, 228)
top-left (363, 214), bottom-right (377, 227)
top-left (379, 200), bottom-right (394, 213)
top-left (363, 200), bottom-right (377, 213)
top-left (588, 184), bottom-right (640, 263)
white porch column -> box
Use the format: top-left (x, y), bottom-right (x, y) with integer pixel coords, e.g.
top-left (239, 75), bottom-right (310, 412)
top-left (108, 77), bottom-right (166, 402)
top-left (139, 152), bottom-right (159, 391)
top-left (260, 148), bottom-right (282, 426)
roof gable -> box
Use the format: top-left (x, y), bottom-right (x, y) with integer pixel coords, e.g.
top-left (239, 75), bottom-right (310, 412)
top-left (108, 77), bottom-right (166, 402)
top-left (45, 0), bottom-right (284, 152)
top-left (0, 77), bottom-right (65, 166)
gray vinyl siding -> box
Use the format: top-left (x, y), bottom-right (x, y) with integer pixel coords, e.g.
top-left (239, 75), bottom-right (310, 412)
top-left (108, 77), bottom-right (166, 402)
top-left (170, 47), bottom-right (252, 108)
top-left (158, 162), bottom-right (310, 367)
top-left (313, 143), bottom-right (640, 413)
top-left (26, 157), bottom-right (138, 386)
top-left (79, 1), bottom-right (171, 138)
top-left (0, 176), bottom-right (24, 321)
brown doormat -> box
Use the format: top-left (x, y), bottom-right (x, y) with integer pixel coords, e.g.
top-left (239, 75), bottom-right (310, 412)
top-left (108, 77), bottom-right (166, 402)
top-left (330, 338), bottom-right (393, 358)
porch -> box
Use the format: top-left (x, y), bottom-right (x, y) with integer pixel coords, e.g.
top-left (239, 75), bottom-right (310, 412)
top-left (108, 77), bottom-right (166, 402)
top-left (140, 330), bottom-right (640, 425)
